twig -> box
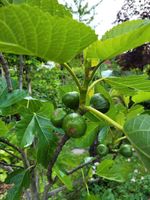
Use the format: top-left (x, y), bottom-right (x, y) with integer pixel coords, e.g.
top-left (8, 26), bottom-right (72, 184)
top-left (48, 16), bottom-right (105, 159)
top-left (0, 137), bottom-right (30, 168)
top-left (66, 157), bottom-right (98, 175)
top-left (0, 52), bottom-right (13, 92)
top-left (0, 137), bottom-right (22, 154)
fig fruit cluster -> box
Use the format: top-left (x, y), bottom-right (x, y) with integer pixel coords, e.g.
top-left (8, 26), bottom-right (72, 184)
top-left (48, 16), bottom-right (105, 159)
top-left (51, 91), bottom-right (87, 138)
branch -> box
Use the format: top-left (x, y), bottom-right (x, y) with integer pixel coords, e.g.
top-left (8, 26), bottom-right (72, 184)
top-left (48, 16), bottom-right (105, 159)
top-left (0, 52), bottom-right (13, 92)
top-left (19, 55), bottom-right (24, 90)
top-left (0, 137), bottom-right (22, 154)
top-left (47, 134), bottom-right (69, 183)
top-left (0, 137), bottom-right (30, 168)
top-left (66, 157), bottom-right (98, 175)
top-left (30, 168), bottom-right (40, 200)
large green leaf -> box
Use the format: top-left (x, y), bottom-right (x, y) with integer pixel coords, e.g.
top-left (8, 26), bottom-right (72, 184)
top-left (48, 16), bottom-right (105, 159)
top-left (5, 169), bottom-right (30, 200)
top-left (105, 75), bottom-right (150, 93)
top-left (86, 19), bottom-right (150, 61)
top-left (10, 0), bottom-right (72, 17)
top-left (0, 4), bottom-right (97, 63)
top-left (124, 114), bottom-right (150, 171)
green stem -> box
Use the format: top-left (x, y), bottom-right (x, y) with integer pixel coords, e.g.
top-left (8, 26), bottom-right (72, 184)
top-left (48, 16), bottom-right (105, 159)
top-left (62, 63), bottom-right (82, 92)
top-left (114, 136), bottom-right (127, 144)
top-left (90, 61), bottom-right (104, 82)
top-left (81, 169), bottom-right (90, 196)
top-left (87, 77), bottom-right (106, 94)
top-left (85, 106), bottom-right (123, 131)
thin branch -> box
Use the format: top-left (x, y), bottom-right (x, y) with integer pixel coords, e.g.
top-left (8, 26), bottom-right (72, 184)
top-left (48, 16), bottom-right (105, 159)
top-left (0, 137), bottom-right (22, 154)
top-left (0, 137), bottom-right (30, 168)
top-left (66, 157), bottom-right (98, 175)
top-left (0, 52), bottom-right (13, 92)
top-left (62, 63), bottom-right (82, 92)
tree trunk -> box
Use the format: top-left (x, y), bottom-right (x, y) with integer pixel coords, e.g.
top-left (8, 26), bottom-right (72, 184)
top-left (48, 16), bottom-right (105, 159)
top-left (19, 55), bottom-right (24, 90)
top-left (0, 52), bottom-right (13, 92)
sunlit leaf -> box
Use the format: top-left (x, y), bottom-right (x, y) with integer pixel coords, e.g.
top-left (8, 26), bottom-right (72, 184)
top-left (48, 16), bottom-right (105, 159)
top-left (86, 19), bottom-right (150, 61)
top-left (10, 0), bottom-right (72, 17)
top-left (0, 5), bottom-right (97, 63)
